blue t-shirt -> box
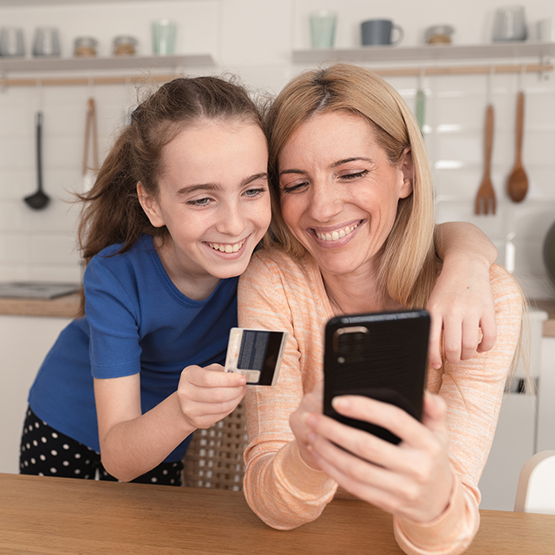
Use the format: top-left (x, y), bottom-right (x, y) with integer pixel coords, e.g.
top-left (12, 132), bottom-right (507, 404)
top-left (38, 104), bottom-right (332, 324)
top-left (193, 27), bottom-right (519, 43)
top-left (28, 235), bottom-right (238, 462)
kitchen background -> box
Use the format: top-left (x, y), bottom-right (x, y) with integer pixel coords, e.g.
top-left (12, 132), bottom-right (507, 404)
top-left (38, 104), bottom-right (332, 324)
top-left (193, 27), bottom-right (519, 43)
top-left (0, 0), bottom-right (554, 512)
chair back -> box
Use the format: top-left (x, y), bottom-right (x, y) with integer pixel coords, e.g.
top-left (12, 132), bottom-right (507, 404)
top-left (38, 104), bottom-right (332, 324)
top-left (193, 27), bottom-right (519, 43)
top-left (514, 450), bottom-right (555, 514)
top-left (182, 402), bottom-right (247, 491)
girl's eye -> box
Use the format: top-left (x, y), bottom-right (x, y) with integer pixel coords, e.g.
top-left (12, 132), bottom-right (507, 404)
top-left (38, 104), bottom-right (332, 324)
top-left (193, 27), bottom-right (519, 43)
top-left (187, 197), bottom-right (212, 207)
top-left (341, 170), bottom-right (368, 180)
top-left (244, 187), bottom-right (266, 198)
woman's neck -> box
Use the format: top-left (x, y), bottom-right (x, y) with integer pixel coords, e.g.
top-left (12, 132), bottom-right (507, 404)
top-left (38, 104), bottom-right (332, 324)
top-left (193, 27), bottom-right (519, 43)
top-left (322, 268), bottom-right (403, 316)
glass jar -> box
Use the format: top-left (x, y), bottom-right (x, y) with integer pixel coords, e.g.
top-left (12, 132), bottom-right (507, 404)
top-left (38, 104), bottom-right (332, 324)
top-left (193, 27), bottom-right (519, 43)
top-left (74, 36), bottom-right (98, 57)
top-left (113, 36), bottom-right (138, 56)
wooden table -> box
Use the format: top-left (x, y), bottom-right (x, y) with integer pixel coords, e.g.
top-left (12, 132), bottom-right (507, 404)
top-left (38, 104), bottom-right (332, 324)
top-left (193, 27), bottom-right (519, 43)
top-left (1, 474), bottom-right (554, 555)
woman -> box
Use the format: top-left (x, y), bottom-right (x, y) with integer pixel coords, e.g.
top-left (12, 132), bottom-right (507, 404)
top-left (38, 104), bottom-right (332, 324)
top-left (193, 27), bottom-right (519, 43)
top-left (239, 64), bottom-right (522, 555)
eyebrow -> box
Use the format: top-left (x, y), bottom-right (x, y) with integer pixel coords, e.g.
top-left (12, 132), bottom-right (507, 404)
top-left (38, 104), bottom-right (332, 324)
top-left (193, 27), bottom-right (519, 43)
top-left (176, 172), bottom-right (268, 196)
top-left (279, 157), bottom-right (374, 177)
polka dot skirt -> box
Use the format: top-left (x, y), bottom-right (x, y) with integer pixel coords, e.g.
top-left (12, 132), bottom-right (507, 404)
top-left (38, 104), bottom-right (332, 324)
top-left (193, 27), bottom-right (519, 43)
top-left (20, 407), bottom-right (183, 486)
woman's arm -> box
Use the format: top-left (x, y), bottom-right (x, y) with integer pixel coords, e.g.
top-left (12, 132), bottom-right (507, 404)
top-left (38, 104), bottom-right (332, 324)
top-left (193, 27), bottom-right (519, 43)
top-left (429, 222), bottom-right (498, 369)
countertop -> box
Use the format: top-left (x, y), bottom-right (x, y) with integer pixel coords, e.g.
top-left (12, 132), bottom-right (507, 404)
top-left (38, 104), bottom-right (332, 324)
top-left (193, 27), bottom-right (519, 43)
top-left (0, 294), bottom-right (554, 337)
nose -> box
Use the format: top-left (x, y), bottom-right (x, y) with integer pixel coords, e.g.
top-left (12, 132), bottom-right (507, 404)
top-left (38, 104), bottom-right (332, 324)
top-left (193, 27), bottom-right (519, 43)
top-left (216, 201), bottom-right (247, 237)
top-left (308, 179), bottom-right (342, 223)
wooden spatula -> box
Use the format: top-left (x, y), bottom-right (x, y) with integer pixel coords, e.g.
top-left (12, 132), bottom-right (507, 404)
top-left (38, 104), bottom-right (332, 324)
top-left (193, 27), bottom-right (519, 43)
top-left (507, 91), bottom-right (528, 203)
top-left (475, 104), bottom-right (496, 215)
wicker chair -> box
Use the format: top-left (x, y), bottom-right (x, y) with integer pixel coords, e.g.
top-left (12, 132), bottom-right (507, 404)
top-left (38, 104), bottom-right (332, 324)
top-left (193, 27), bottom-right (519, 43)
top-left (182, 401), bottom-right (247, 491)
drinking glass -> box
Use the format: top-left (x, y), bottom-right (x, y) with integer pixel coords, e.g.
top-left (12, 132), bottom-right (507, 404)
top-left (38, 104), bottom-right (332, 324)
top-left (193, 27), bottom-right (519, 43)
top-left (310, 10), bottom-right (336, 49)
top-left (152, 20), bottom-right (177, 55)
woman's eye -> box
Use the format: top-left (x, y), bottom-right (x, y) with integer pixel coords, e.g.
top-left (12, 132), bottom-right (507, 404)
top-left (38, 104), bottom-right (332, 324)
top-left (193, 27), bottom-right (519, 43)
top-left (281, 181), bottom-right (309, 194)
top-left (341, 170), bottom-right (368, 180)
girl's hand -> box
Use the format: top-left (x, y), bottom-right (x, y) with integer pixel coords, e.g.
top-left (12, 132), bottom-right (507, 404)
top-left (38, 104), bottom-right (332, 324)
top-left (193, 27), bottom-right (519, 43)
top-left (304, 391), bottom-right (454, 523)
top-left (177, 364), bottom-right (246, 430)
top-left (289, 381), bottom-right (325, 470)
top-left (427, 256), bottom-right (497, 369)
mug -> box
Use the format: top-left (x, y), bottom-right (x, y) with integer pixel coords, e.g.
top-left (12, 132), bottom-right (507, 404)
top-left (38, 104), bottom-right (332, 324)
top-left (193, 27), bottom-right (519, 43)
top-left (0, 27), bottom-right (25, 57)
top-left (492, 6), bottom-right (527, 42)
top-left (152, 20), bottom-right (177, 55)
top-left (361, 19), bottom-right (404, 46)
top-left (537, 17), bottom-right (555, 42)
top-left (310, 10), bottom-right (337, 49)
top-left (33, 27), bottom-right (61, 57)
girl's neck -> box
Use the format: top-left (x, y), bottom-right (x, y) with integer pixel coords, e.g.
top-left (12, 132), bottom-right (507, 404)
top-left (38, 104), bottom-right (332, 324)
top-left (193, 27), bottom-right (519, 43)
top-left (154, 236), bottom-right (220, 301)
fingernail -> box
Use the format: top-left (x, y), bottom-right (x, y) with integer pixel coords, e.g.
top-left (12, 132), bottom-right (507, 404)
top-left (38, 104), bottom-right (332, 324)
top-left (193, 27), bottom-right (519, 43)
top-left (332, 397), bottom-right (350, 410)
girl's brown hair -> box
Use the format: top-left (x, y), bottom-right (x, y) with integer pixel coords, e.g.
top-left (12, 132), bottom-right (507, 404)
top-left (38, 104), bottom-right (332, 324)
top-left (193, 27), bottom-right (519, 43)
top-left (264, 63), bottom-right (437, 309)
top-left (77, 75), bottom-right (264, 315)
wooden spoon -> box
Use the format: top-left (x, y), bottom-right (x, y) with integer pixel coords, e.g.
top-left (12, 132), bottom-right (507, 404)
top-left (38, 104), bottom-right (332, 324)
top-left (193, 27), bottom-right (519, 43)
top-left (475, 104), bottom-right (496, 215)
top-left (507, 91), bottom-right (528, 203)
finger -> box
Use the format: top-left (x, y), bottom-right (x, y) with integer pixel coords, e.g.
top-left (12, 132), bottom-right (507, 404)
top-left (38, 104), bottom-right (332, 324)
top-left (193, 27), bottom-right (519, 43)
top-left (421, 392), bottom-right (447, 434)
top-left (460, 317), bottom-right (480, 360)
top-left (477, 310), bottom-right (497, 352)
top-left (184, 366), bottom-right (246, 388)
top-left (442, 317), bottom-right (462, 363)
top-left (427, 312), bottom-right (444, 369)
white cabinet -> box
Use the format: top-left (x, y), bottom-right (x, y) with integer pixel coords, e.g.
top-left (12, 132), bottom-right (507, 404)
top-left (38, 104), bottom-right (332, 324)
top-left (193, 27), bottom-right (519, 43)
top-left (0, 315), bottom-right (70, 474)
top-left (479, 307), bottom-right (550, 511)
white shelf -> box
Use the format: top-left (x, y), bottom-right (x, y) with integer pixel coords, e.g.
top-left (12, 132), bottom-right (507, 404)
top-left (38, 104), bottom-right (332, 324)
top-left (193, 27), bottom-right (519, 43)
top-left (0, 54), bottom-right (215, 73)
top-left (293, 42), bottom-right (555, 64)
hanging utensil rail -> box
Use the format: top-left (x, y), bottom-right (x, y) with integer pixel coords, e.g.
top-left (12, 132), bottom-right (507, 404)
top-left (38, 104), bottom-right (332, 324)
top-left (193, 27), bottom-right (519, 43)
top-left (0, 61), bottom-right (552, 88)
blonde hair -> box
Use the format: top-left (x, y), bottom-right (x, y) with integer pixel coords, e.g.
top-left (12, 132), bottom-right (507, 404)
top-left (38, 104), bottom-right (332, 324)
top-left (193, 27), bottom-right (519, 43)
top-left (265, 63), bottom-right (437, 308)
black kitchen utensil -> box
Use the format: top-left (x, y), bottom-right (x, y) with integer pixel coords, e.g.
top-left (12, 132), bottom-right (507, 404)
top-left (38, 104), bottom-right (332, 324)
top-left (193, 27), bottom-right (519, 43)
top-left (24, 111), bottom-right (50, 210)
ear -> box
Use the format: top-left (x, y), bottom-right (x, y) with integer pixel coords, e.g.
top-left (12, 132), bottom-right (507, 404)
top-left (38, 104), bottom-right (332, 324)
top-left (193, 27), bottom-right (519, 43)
top-left (137, 182), bottom-right (165, 228)
top-left (398, 147), bottom-right (414, 199)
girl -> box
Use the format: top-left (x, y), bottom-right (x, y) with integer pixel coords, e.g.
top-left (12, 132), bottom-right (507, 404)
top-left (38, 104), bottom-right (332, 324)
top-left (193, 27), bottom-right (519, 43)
top-left (20, 73), bottom-right (498, 487)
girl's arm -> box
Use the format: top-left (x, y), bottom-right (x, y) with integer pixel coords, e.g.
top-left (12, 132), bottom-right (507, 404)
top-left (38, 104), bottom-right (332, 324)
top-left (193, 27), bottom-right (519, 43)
top-left (95, 366), bottom-right (245, 482)
top-left (429, 222), bottom-right (498, 369)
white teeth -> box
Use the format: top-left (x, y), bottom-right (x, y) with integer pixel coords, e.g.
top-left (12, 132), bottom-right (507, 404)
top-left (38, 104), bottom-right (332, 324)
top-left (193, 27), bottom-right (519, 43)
top-left (208, 239), bottom-right (245, 253)
top-left (315, 223), bottom-right (360, 242)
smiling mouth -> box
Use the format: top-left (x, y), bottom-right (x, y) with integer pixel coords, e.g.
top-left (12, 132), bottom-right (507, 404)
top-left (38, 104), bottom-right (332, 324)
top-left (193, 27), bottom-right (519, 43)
top-left (207, 238), bottom-right (247, 253)
top-left (314, 221), bottom-right (362, 242)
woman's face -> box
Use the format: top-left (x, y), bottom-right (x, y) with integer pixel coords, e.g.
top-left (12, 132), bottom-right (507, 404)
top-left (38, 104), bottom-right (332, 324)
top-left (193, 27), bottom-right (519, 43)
top-left (278, 111), bottom-right (413, 280)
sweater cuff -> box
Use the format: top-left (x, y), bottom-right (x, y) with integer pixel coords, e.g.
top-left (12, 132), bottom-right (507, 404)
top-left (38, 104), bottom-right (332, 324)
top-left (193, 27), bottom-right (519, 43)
top-left (394, 475), bottom-right (478, 554)
top-left (278, 440), bottom-right (337, 497)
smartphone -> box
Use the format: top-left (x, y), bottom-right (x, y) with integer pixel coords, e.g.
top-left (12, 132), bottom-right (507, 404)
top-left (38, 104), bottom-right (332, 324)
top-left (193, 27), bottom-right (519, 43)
top-left (323, 310), bottom-right (430, 445)
top-left (225, 327), bottom-right (288, 386)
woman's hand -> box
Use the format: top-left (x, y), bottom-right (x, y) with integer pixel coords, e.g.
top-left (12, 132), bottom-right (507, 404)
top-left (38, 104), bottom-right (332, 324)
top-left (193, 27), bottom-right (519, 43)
top-left (177, 364), bottom-right (246, 430)
top-left (303, 390), bottom-right (454, 523)
top-left (289, 381), bottom-right (325, 470)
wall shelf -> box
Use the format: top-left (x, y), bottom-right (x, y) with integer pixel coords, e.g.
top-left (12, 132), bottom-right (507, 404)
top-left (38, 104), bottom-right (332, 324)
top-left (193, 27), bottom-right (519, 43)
top-left (0, 53), bottom-right (214, 73)
top-left (293, 42), bottom-right (555, 65)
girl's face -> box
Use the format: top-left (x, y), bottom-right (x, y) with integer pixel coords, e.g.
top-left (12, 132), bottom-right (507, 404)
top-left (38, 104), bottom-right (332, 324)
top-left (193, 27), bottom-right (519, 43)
top-left (278, 111), bottom-right (413, 280)
top-left (139, 120), bottom-right (270, 292)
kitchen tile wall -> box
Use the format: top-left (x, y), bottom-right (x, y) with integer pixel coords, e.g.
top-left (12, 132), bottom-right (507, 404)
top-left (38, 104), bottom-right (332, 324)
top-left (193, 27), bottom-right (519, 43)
top-left (0, 0), bottom-right (554, 298)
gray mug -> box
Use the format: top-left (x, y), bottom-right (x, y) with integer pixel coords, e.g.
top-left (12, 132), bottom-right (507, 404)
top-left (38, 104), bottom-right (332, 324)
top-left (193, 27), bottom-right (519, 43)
top-left (361, 19), bottom-right (404, 46)
top-left (0, 27), bottom-right (25, 57)
top-left (32, 27), bottom-right (61, 57)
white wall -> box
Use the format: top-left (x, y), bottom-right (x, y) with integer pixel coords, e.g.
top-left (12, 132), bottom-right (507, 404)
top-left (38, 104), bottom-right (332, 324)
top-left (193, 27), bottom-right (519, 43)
top-left (0, 0), bottom-right (554, 298)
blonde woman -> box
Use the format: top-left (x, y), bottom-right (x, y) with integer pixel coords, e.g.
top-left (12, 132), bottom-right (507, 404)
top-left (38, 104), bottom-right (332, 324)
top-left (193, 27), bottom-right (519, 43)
top-left (239, 64), bottom-right (522, 555)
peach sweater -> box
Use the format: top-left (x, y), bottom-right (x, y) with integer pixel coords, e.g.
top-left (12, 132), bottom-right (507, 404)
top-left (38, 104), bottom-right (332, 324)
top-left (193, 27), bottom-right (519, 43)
top-left (238, 248), bottom-right (522, 555)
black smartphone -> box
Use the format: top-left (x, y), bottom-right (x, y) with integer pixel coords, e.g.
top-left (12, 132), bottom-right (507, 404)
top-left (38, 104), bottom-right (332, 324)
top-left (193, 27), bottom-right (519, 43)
top-left (323, 310), bottom-right (430, 445)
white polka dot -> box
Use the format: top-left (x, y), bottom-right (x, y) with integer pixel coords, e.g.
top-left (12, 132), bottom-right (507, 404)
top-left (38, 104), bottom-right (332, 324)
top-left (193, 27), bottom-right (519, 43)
top-left (42, 421), bottom-right (47, 426)
top-left (84, 475), bottom-right (90, 479)
top-left (24, 461), bottom-right (28, 467)
top-left (51, 450), bottom-right (57, 456)
top-left (31, 458), bottom-right (36, 464)
top-left (62, 444), bottom-right (70, 450)
top-left (50, 467), bottom-right (57, 474)
top-left (26, 443), bottom-right (30, 449)
top-left (84, 459), bottom-right (90, 465)
top-left (74, 469), bottom-right (81, 475)
top-left (40, 455), bottom-right (46, 461)
top-left (32, 440), bottom-right (38, 447)
top-left (34, 422), bottom-right (40, 429)
top-left (62, 461), bottom-right (69, 467)
top-left (74, 453), bottom-right (81, 459)
top-left (151, 477), bottom-right (158, 483)
top-left (21, 446), bottom-right (26, 452)
top-left (170, 479), bottom-right (175, 484)
top-left (162, 469), bottom-right (168, 475)
top-left (41, 437), bottom-right (47, 443)
top-left (51, 432), bottom-right (58, 439)
top-left (38, 472), bottom-right (44, 476)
